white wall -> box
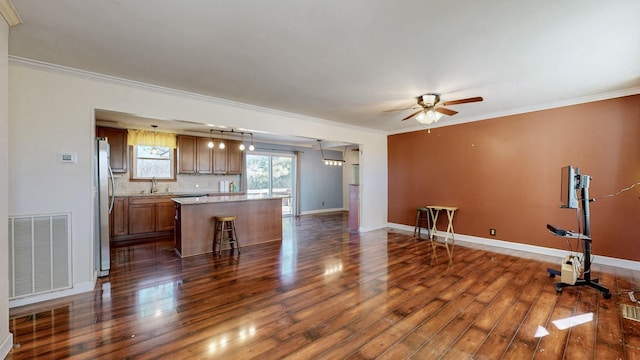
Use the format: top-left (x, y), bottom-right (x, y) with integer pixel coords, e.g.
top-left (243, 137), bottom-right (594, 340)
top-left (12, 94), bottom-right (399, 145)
top-left (7, 59), bottom-right (388, 304)
top-left (1, 16), bottom-right (13, 360)
top-left (358, 138), bottom-right (387, 231)
top-left (342, 148), bottom-right (360, 213)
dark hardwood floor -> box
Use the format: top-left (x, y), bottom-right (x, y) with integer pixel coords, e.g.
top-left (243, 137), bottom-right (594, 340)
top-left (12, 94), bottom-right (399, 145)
top-left (7, 212), bottom-right (640, 359)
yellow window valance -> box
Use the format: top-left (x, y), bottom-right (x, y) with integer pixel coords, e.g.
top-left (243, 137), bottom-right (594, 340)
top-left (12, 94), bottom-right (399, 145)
top-left (127, 129), bottom-right (177, 148)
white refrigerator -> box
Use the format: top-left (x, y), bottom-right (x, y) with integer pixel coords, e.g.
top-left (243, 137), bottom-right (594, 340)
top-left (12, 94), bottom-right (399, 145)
top-left (94, 138), bottom-right (114, 277)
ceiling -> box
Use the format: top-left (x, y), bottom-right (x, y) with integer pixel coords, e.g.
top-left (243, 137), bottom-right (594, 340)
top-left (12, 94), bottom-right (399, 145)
top-left (7, 1), bottom-right (640, 142)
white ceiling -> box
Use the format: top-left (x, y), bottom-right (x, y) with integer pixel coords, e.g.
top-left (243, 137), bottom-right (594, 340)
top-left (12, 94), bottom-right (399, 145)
top-left (7, 0), bottom-right (640, 141)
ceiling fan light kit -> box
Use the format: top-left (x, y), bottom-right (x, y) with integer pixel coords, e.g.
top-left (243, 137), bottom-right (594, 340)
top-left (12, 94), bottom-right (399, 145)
top-left (415, 109), bottom-right (443, 125)
top-left (397, 93), bottom-right (483, 127)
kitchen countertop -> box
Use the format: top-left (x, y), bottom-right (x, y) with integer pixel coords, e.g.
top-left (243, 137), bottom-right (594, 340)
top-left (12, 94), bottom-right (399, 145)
top-left (113, 192), bottom-right (245, 197)
top-left (172, 194), bottom-right (286, 205)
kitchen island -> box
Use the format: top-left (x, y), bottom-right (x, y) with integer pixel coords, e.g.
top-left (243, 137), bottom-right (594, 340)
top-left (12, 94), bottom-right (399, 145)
top-left (172, 195), bottom-right (283, 257)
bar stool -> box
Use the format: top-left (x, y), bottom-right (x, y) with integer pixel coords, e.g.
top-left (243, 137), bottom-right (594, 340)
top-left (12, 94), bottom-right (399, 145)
top-left (413, 207), bottom-right (431, 239)
top-left (213, 215), bottom-right (240, 256)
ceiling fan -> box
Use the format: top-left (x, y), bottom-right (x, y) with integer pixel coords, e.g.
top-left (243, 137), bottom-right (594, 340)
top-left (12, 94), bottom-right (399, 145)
top-left (395, 93), bottom-right (483, 125)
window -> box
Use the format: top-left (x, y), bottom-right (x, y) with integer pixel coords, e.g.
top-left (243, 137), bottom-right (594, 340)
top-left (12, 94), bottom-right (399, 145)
top-left (246, 153), bottom-right (295, 215)
top-left (131, 145), bottom-right (175, 179)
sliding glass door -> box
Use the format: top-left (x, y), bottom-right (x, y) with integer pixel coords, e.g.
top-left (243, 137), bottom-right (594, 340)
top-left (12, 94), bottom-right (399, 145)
top-left (246, 153), bottom-right (295, 216)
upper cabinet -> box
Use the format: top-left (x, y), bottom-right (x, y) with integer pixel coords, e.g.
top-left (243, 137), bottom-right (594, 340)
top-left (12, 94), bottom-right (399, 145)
top-left (178, 136), bottom-right (244, 175)
top-left (214, 140), bottom-right (243, 175)
top-left (177, 136), bottom-right (196, 174)
top-left (178, 135), bottom-right (242, 175)
top-left (213, 140), bottom-right (228, 174)
top-left (96, 126), bottom-right (128, 173)
top-left (196, 137), bottom-right (213, 174)
top-left (226, 140), bottom-right (243, 174)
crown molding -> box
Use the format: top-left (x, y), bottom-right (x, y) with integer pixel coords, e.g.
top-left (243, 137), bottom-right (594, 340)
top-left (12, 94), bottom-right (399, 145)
top-left (8, 55), bottom-right (385, 136)
top-left (392, 86), bottom-right (640, 135)
top-left (0, 0), bottom-right (22, 26)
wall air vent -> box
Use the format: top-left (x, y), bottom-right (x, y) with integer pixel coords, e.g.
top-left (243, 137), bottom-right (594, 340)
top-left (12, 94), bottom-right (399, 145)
top-left (8, 213), bottom-right (72, 299)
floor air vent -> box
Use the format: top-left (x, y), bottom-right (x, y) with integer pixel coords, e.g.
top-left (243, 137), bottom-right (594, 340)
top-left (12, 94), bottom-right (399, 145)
top-left (8, 214), bottom-right (72, 299)
top-left (622, 304), bottom-right (640, 322)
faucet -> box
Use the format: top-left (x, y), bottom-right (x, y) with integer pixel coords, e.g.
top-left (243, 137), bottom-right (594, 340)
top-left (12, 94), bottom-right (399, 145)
top-left (151, 177), bottom-right (158, 193)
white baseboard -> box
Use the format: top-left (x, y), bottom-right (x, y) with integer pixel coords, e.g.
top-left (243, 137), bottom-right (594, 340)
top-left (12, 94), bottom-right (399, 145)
top-left (299, 208), bottom-right (346, 215)
top-left (9, 280), bottom-right (96, 308)
top-left (359, 223), bottom-right (388, 233)
top-left (0, 332), bottom-right (14, 359)
top-left (387, 222), bottom-right (640, 271)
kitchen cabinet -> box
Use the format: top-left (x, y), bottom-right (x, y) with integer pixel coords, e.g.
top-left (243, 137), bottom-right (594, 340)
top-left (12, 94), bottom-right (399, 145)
top-left (177, 135), bottom-right (197, 174)
top-left (128, 203), bottom-right (156, 234)
top-left (110, 197), bottom-right (128, 236)
top-left (213, 140), bottom-right (228, 174)
top-left (97, 126), bottom-right (128, 173)
top-left (156, 201), bottom-right (176, 231)
top-left (177, 135), bottom-right (216, 174)
top-left (214, 140), bottom-right (243, 174)
top-left (110, 195), bottom-right (175, 243)
top-left (196, 137), bottom-right (213, 174)
top-left (227, 140), bottom-right (243, 174)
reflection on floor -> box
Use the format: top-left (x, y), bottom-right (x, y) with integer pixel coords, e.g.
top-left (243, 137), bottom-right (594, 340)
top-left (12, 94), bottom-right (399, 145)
top-left (7, 212), bottom-right (640, 359)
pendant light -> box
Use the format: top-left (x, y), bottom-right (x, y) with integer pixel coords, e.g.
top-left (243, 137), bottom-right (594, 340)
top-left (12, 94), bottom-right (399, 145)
top-left (207, 129), bottom-right (214, 148)
top-left (249, 133), bottom-right (255, 151)
top-left (239, 132), bottom-right (246, 151)
top-left (218, 130), bottom-right (226, 149)
top-left (150, 125), bottom-right (159, 155)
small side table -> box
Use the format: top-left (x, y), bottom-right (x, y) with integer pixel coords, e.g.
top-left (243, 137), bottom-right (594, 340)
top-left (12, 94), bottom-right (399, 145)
top-left (426, 205), bottom-right (458, 266)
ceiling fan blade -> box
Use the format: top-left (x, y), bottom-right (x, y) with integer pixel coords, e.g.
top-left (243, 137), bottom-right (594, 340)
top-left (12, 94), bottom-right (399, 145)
top-left (383, 106), bottom-right (419, 113)
top-left (441, 96), bottom-right (483, 106)
top-left (435, 107), bottom-right (458, 116)
top-left (401, 110), bottom-right (423, 121)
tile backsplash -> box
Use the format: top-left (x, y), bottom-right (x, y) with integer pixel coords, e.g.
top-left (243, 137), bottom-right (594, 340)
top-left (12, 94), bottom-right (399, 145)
top-left (113, 173), bottom-right (242, 195)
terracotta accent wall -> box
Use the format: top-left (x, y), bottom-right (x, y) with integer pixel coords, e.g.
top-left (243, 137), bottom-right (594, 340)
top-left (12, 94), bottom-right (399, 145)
top-left (388, 95), bottom-right (640, 262)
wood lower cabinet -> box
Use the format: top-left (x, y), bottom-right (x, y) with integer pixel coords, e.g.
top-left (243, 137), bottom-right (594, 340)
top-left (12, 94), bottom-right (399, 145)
top-left (128, 203), bottom-right (156, 234)
top-left (110, 195), bottom-right (175, 244)
top-left (156, 201), bottom-right (176, 231)
top-left (111, 197), bottom-right (129, 236)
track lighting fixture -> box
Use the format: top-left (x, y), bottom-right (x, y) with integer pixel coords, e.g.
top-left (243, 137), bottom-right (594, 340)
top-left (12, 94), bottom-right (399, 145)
top-left (317, 140), bottom-right (345, 166)
top-left (207, 128), bottom-right (255, 151)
